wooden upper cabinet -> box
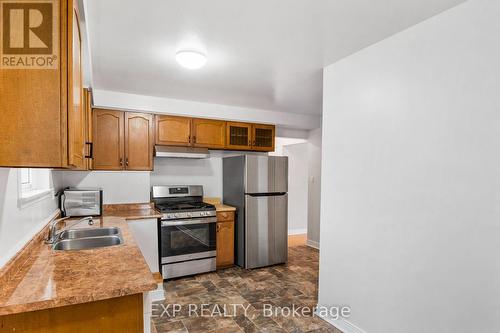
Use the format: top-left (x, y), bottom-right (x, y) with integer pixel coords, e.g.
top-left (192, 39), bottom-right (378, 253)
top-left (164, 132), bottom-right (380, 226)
top-left (67, 3), bottom-right (85, 169)
top-left (155, 115), bottom-right (192, 146)
top-left (83, 89), bottom-right (93, 170)
top-left (93, 109), bottom-right (124, 170)
top-left (252, 124), bottom-right (275, 152)
top-left (0, 0), bottom-right (87, 168)
top-left (192, 119), bottom-right (226, 149)
top-left (93, 109), bottom-right (154, 171)
top-left (226, 122), bottom-right (252, 150)
top-left (125, 113), bottom-right (154, 171)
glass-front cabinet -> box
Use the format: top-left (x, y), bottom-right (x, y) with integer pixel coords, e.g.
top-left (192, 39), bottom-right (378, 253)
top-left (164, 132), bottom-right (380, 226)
top-left (226, 122), bottom-right (253, 150)
top-left (226, 122), bottom-right (275, 151)
top-left (252, 124), bottom-right (275, 151)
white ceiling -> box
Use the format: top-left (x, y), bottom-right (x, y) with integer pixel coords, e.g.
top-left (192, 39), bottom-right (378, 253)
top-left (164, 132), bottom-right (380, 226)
top-left (85, 0), bottom-right (464, 116)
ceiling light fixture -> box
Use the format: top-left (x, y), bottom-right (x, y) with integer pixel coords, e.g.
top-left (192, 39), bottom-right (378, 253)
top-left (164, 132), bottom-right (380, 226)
top-left (175, 50), bottom-right (207, 69)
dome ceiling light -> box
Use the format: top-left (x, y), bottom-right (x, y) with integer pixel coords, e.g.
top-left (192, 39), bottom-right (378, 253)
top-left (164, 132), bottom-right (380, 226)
top-left (175, 50), bottom-right (207, 70)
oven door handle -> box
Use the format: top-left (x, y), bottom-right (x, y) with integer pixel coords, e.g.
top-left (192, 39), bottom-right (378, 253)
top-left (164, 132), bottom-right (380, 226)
top-left (161, 217), bottom-right (217, 227)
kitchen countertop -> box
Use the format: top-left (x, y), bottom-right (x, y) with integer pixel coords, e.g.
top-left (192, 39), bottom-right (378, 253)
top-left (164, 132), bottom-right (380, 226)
top-left (204, 198), bottom-right (237, 212)
top-left (103, 203), bottom-right (162, 219)
top-left (214, 204), bottom-right (237, 212)
top-left (0, 214), bottom-right (157, 316)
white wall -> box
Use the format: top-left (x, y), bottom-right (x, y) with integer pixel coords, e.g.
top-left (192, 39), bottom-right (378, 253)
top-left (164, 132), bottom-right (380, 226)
top-left (61, 171), bottom-right (151, 204)
top-left (307, 128), bottom-right (321, 247)
top-left (93, 89), bottom-right (321, 130)
top-left (283, 143), bottom-right (309, 235)
top-left (151, 157), bottom-right (222, 198)
top-left (319, 1), bottom-right (500, 332)
top-left (59, 150), bottom-right (269, 205)
top-left (272, 137), bottom-right (307, 156)
top-left (0, 169), bottom-right (61, 268)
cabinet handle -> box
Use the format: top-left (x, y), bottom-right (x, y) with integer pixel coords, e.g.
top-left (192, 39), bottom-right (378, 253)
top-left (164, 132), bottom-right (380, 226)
top-left (188, 135), bottom-right (191, 143)
top-left (119, 158), bottom-right (123, 166)
top-left (125, 158), bottom-right (129, 167)
top-left (84, 142), bottom-right (93, 159)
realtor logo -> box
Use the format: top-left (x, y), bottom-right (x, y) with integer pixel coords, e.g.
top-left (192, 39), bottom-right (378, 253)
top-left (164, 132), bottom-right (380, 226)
top-left (0, 0), bottom-right (58, 69)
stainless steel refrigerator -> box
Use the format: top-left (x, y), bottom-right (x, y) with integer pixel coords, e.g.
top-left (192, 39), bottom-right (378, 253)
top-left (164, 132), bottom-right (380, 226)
top-left (223, 155), bottom-right (288, 269)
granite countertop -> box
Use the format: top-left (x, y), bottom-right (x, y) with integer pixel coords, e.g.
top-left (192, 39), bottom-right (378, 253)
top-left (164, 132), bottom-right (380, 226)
top-left (203, 198), bottom-right (237, 212)
top-left (0, 214), bottom-right (157, 316)
top-left (103, 203), bottom-right (162, 219)
top-left (214, 204), bottom-right (237, 212)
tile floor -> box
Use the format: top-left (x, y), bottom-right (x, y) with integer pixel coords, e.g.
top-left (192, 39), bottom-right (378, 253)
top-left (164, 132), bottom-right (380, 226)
top-left (152, 244), bottom-right (341, 333)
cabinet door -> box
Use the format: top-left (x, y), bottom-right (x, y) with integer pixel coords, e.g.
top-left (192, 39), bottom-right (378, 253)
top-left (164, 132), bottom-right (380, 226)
top-left (0, 0), bottom-right (63, 167)
top-left (216, 221), bottom-right (235, 268)
top-left (252, 124), bottom-right (275, 152)
top-left (67, 4), bottom-right (85, 169)
top-left (226, 122), bottom-right (252, 150)
top-left (155, 115), bottom-right (192, 146)
top-left (125, 113), bottom-right (154, 171)
top-left (83, 89), bottom-right (93, 170)
top-left (93, 109), bottom-right (124, 170)
top-left (192, 119), bottom-right (226, 149)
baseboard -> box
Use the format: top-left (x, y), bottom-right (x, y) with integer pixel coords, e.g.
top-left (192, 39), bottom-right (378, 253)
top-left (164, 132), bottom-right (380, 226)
top-left (306, 239), bottom-right (319, 249)
top-left (288, 228), bottom-right (307, 235)
top-left (315, 308), bottom-right (366, 333)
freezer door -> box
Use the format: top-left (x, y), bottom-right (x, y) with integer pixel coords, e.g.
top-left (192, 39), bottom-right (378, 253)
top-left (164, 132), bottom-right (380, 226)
top-left (245, 193), bottom-right (288, 268)
top-left (245, 156), bottom-right (288, 194)
top-left (272, 156), bottom-right (288, 194)
top-left (245, 155), bottom-right (272, 194)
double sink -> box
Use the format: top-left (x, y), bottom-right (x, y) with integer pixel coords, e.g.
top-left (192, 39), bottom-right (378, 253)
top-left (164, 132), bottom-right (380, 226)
top-left (53, 227), bottom-right (124, 251)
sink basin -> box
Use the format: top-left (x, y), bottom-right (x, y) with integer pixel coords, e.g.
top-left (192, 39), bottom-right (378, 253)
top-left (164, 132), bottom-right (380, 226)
top-left (59, 227), bottom-right (120, 240)
top-left (53, 235), bottom-right (124, 251)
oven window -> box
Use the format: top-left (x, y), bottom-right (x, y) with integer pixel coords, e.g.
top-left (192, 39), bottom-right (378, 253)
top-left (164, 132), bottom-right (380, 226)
top-left (161, 223), bottom-right (216, 257)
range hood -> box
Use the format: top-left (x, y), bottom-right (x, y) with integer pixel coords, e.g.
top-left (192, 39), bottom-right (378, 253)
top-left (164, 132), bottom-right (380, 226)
top-left (154, 146), bottom-right (210, 159)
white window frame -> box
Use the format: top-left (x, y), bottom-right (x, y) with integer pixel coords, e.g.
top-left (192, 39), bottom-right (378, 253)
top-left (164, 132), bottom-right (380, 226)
top-left (20, 168), bottom-right (33, 192)
top-left (18, 168), bottom-right (54, 208)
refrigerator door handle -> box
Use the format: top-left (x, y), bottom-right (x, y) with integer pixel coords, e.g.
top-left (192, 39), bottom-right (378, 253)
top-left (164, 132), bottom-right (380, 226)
top-left (246, 192), bottom-right (287, 197)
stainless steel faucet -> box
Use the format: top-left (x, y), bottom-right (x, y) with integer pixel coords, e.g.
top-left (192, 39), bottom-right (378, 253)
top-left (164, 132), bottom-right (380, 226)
top-left (45, 216), bottom-right (94, 244)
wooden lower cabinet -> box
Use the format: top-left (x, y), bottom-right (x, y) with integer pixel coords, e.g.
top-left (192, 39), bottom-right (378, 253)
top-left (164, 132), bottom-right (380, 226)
top-left (0, 294), bottom-right (143, 333)
top-left (216, 211), bottom-right (235, 269)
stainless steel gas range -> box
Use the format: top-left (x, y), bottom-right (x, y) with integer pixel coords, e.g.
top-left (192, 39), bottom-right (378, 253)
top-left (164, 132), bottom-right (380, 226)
top-left (152, 185), bottom-right (217, 279)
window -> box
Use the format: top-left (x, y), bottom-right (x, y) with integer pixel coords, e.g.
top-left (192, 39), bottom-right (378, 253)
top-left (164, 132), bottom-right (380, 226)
top-left (18, 168), bottom-right (54, 208)
top-left (20, 168), bottom-right (32, 191)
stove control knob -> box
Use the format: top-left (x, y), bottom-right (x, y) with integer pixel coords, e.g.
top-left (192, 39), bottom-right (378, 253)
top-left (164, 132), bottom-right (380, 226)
top-left (187, 212), bottom-right (192, 217)
top-left (174, 213), bottom-right (180, 218)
